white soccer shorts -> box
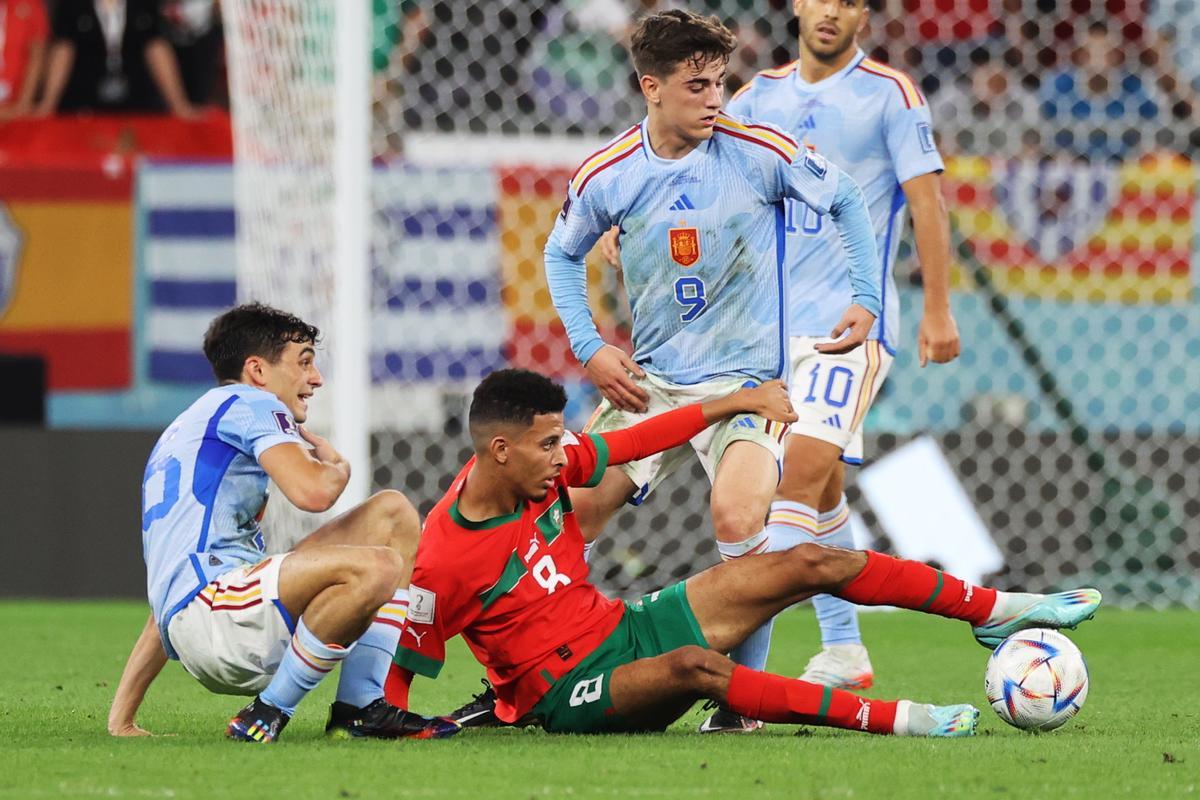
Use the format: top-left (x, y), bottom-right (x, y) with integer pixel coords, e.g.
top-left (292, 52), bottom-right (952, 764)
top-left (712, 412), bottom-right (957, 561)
top-left (167, 553), bottom-right (294, 696)
top-left (786, 337), bottom-right (894, 464)
top-left (584, 371), bottom-right (788, 504)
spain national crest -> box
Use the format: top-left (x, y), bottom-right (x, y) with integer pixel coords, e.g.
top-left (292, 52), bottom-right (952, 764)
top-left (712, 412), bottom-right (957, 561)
top-left (669, 226), bottom-right (700, 267)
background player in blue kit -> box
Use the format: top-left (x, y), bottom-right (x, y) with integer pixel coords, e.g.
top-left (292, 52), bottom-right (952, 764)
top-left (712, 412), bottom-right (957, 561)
top-left (717, 0), bottom-right (963, 708)
top-left (107, 303), bottom-right (458, 743)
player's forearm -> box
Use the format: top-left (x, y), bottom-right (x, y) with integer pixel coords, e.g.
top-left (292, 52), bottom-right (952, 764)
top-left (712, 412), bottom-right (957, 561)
top-left (828, 171), bottom-right (882, 317)
top-left (298, 459), bottom-right (350, 512)
top-left (906, 178), bottom-right (953, 315)
top-left (601, 405), bottom-right (708, 465)
top-left (107, 614), bottom-right (168, 735)
top-left (545, 239), bottom-right (605, 365)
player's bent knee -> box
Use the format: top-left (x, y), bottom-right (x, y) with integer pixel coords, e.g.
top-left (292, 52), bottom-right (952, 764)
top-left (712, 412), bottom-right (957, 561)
top-left (354, 546), bottom-right (404, 607)
top-left (710, 500), bottom-right (762, 543)
top-left (785, 543), bottom-right (846, 590)
top-left (665, 646), bottom-right (728, 689)
top-left (369, 490), bottom-right (420, 535)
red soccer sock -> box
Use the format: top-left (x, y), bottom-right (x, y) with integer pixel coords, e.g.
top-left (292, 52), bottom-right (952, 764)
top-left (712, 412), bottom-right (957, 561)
top-left (727, 666), bottom-right (898, 734)
top-left (839, 551), bottom-right (997, 626)
top-left (383, 662), bottom-right (412, 708)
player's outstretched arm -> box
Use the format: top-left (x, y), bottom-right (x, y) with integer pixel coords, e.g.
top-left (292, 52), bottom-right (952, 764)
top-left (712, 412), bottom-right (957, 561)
top-left (107, 613), bottom-right (168, 737)
top-left (903, 172), bottom-right (961, 366)
top-left (598, 380), bottom-right (797, 468)
top-left (258, 426), bottom-right (350, 512)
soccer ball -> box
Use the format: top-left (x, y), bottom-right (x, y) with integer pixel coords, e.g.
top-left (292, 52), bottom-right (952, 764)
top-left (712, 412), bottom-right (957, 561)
top-left (984, 628), bottom-right (1089, 732)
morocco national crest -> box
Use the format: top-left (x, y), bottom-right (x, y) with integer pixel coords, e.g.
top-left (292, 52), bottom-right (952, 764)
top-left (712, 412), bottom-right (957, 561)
top-left (668, 226), bottom-right (700, 267)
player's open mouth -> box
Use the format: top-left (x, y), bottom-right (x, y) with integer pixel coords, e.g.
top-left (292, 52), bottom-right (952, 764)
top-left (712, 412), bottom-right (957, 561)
top-left (700, 115), bottom-right (717, 127)
top-left (816, 24), bottom-right (838, 42)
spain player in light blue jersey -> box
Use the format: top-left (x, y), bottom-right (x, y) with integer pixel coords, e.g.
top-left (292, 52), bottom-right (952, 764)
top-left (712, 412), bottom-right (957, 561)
top-left (715, 0), bottom-right (963, 714)
top-left (521, 10), bottom-right (883, 733)
top-left (107, 304), bottom-right (457, 743)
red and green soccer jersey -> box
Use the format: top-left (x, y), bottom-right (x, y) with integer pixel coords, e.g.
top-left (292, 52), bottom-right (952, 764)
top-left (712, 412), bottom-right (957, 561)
top-left (393, 431), bottom-right (627, 723)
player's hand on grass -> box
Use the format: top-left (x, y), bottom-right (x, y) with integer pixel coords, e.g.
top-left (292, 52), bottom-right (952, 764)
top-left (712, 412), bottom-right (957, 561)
top-left (815, 304), bottom-right (877, 354)
top-left (734, 379), bottom-right (797, 424)
top-left (108, 720), bottom-right (153, 737)
top-left (598, 225), bottom-right (622, 271)
top-left (918, 308), bottom-right (961, 366)
top-left (586, 345), bottom-right (648, 413)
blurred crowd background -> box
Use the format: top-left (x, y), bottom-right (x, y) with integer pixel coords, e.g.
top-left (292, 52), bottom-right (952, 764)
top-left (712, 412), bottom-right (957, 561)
top-left (3, 0), bottom-right (1197, 162)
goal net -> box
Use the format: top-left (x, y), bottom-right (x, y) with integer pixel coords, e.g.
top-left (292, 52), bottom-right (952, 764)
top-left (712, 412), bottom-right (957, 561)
top-left (223, 0), bottom-right (1200, 608)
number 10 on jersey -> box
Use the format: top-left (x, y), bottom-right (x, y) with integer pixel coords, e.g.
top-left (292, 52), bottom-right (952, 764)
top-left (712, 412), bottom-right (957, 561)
top-left (674, 276), bottom-right (707, 322)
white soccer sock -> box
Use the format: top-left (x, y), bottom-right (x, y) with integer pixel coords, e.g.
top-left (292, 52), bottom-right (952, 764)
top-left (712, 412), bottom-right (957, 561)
top-left (716, 529), bottom-right (769, 561)
top-left (983, 591), bottom-right (1040, 625)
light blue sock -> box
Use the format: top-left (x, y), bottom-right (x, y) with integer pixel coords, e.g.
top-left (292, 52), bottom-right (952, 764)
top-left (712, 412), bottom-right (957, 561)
top-left (261, 617), bottom-right (352, 716)
top-left (335, 589), bottom-right (408, 709)
top-left (722, 529), bottom-right (775, 673)
top-left (810, 497), bottom-right (863, 646)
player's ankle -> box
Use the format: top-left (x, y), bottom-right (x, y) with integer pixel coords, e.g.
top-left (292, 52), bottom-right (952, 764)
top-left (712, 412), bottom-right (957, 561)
top-left (984, 591), bottom-right (1039, 624)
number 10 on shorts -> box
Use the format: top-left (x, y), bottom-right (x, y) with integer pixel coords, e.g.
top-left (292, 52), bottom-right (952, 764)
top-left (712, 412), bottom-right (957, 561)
top-left (569, 675), bottom-right (604, 707)
top-left (804, 363), bottom-right (855, 408)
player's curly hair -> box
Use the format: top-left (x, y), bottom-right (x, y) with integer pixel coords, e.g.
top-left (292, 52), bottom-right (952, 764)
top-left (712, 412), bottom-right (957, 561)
top-left (469, 369), bottom-right (568, 442)
top-left (203, 303), bottom-right (321, 383)
top-left (630, 9), bottom-right (736, 79)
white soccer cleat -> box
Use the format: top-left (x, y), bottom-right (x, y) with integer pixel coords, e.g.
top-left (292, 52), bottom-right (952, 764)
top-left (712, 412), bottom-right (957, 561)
top-left (799, 644), bottom-right (874, 690)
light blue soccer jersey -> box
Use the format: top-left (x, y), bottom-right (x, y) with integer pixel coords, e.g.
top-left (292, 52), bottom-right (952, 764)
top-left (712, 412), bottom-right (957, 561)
top-left (545, 113), bottom-right (880, 385)
top-left (728, 50), bottom-right (944, 353)
top-left (141, 384), bottom-right (303, 658)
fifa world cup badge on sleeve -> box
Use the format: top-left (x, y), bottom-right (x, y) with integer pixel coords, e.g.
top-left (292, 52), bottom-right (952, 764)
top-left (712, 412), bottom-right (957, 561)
top-left (273, 411), bottom-right (297, 435)
top-left (802, 150), bottom-right (828, 179)
top-left (917, 122), bottom-right (936, 154)
top-left (409, 586), bottom-right (436, 624)
top-left (669, 227), bottom-right (700, 267)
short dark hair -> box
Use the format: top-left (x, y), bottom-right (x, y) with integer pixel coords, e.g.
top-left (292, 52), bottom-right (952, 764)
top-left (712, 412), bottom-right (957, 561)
top-left (630, 9), bottom-right (737, 79)
top-left (202, 303), bottom-right (320, 383)
top-left (468, 369), bottom-right (568, 445)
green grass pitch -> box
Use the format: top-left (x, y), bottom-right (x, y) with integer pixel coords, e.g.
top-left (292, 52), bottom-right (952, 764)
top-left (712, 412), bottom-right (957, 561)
top-left (2, 601), bottom-right (1196, 799)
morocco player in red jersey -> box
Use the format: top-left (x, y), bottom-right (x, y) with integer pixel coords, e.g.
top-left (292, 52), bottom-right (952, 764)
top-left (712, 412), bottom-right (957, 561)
top-left (385, 370), bottom-right (1101, 735)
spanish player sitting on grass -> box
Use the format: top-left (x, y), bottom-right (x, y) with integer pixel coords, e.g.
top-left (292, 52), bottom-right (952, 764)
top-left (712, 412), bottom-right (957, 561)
top-left (384, 368), bottom-right (1101, 737)
top-left (107, 303), bottom-right (458, 743)
top-left (528, 9), bottom-right (882, 730)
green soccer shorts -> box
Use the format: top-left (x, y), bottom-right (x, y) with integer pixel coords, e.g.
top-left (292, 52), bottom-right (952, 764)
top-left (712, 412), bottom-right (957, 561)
top-left (532, 581), bottom-right (709, 733)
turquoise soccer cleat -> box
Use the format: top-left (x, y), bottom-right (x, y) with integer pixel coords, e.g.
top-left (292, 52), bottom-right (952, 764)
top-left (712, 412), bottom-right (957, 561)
top-left (971, 589), bottom-right (1102, 649)
top-left (898, 702), bottom-right (980, 737)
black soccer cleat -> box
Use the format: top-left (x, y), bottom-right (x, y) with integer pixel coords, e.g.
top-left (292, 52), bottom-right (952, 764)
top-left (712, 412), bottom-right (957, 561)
top-left (448, 679), bottom-right (504, 727)
top-left (447, 679), bottom-right (540, 728)
top-left (697, 701), bottom-right (764, 734)
top-left (325, 698), bottom-right (461, 740)
top-left (226, 696), bottom-right (291, 743)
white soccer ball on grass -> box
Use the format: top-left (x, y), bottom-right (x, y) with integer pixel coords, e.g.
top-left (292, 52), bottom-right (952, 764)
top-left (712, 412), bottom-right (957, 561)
top-left (984, 628), bottom-right (1089, 732)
